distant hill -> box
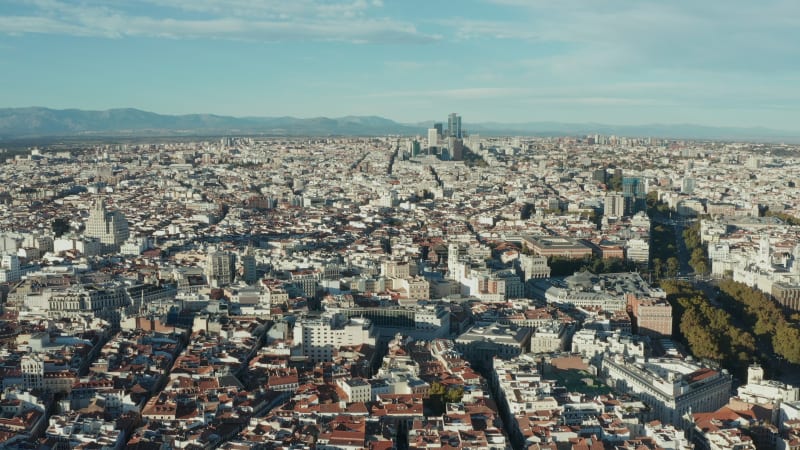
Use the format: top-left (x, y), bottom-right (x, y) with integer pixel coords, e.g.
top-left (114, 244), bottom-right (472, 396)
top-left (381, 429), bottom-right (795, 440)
top-left (0, 107), bottom-right (798, 142)
top-left (0, 107), bottom-right (423, 139)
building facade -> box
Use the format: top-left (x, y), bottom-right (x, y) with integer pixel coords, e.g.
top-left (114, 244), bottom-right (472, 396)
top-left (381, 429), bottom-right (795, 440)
top-left (206, 249), bottom-right (236, 287)
top-left (84, 198), bottom-right (129, 251)
top-left (294, 314), bottom-right (376, 363)
top-left (622, 177), bottom-right (647, 216)
top-left (447, 113), bottom-right (462, 138)
top-left (601, 355), bottom-right (732, 425)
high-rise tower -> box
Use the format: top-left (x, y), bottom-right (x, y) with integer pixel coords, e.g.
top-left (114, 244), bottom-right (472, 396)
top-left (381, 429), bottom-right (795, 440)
top-left (759, 235), bottom-right (771, 267)
top-left (85, 198), bottom-right (130, 251)
top-left (241, 245), bottom-right (257, 284)
top-left (447, 113), bottom-right (462, 138)
top-left (428, 128), bottom-right (439, 150)
top-left (206, 247), bottom-right (236, 287)
top-left (622, 177), bottom-right (647, 216)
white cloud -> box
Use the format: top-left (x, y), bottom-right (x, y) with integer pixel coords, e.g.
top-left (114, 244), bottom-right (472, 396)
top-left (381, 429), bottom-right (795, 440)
top-left (456, 1), bottom-right (800, 73)
top-left (0, 15), bottom-right (99, 37)
top-left (366, 86), bottom-right (679, 108)
top-left (532, 96), bottom-right (670, 107)
top-left (442, 18), bottom-right (540, 41)
top-left (369, 87), bottom-right (535, 100)
top-left (1, 0), bottom-right (441, 43)
top-left (140, 0), bottom-right (378, 19)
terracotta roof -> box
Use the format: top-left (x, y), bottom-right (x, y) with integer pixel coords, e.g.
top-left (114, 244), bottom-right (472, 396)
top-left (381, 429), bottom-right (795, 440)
top-left (688, 368), bottom-right (718, 383)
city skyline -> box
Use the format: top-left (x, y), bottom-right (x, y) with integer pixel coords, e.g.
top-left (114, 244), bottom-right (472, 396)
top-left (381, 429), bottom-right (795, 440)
top-left (1, 122), bottom-right (800, 445)
top-left (1, 0), bottom-right (799, 131)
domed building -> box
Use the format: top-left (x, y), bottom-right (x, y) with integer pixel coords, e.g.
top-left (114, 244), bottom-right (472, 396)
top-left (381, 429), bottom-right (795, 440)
top-left (564, 270), bottom-right (598, 291)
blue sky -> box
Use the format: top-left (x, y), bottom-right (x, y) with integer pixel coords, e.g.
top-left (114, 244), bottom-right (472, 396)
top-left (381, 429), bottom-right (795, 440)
top-left (1, 0), bottom-right (799, 130)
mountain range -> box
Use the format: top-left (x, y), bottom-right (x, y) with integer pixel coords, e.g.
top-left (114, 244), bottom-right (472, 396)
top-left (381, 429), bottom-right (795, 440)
top-left (0, 107), bottom-right (797, 142)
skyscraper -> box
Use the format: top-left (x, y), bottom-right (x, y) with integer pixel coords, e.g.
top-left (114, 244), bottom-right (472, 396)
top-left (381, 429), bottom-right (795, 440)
top-left (681, 172), bottom-right (696, 194)
top-left (433, 122), bottom-right (443, 137)
top-left (592, 168), bottom-right (607, 184)
top-left (206, 247), bottom-right (236, 287)
top-left (622, 177), bottom-right (647, 216)
top-left (447, 113), bottom-right (462, 138)
top-left (450, 138), bottom-right (464, 161)
top-left (604, 193), bottom-right (625, 218)
top-left (411, 140), bottom-right (421, 157)
top-left (428, 128), bottom-right (439, 149)
top-left (241, 245), bottom-right (257, 284)
top-left (85, 198), bottom-right (130, 251)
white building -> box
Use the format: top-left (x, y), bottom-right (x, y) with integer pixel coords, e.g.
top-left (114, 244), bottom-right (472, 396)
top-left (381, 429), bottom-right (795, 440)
top-left (737, 365), bottom-right (799, 404)
top-left (492, 354), bottom-right (558, 447)
top-left (601, 355), bottom-right (732, 425)
top-left (530, 322), bottom-right (567, 354)
top-left (644, 421), bottom-right (693, 450)
top-left (571, 329), bottom-right (646, 361)
top-left (336, 378), bottom-right (372, 403)
top-left (428, 128), bottom-right (439, 149)
top-left (19, 354), bottom-right (75, 394)
top-left (120, 236), bottom-right (148, 256)
top-left (294, 313), bottom-right (376, 363)
top-left (0, 253), bottom-right (20, 282)
top-left (53, 236), bottom-right (102, 257)
top-left (84, 198), bottom-right (129, 251)
top-left (455, 323), bottom-right (531, 368)
top-left (46, 414), bottom-right (124, 450)
top-left (517, 253), bottom-right (551, 280)
top-left (604, 194), bottom-right (625, 218)
top-left (48, 283), bottom-right (128, 327)
top-left (625, 238), bottom-right (650, 264)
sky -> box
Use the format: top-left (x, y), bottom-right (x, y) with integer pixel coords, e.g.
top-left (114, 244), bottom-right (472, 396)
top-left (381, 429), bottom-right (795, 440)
top-left (1, 0), bottom-right (799, 130)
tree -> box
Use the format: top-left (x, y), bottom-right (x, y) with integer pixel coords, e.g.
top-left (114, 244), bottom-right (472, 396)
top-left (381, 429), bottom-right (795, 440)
top-left (652, 258), bottom-right (663, 280)
top-left (692, 259), bottom-right (709, 275)
top-left (52, 218), bottom-right (70, 237)
top-left (669, 284), bottom-right (759, 377)
top-left (666, 257), bottom-right (680, 278)
top-left (773, 323), bottom-right (800, 364)
top-left (689, 248), bottom-right (709, 275)
top-left (646, 191), bottom-right (671, 216)
top-left (429, 381), bottom-right (445, 396)
top-left (716, 279), bottom-right (800, 364)
top-left (444, 386), bottom-right (464, 404)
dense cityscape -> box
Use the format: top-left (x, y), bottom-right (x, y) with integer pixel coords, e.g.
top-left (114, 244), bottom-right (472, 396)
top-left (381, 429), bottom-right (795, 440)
top-left (0, 115), bottom-right (799, 450)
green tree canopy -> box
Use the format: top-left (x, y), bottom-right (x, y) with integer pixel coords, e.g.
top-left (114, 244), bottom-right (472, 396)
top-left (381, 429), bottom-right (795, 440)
top-left (52, 217), bottom-right (70, 237)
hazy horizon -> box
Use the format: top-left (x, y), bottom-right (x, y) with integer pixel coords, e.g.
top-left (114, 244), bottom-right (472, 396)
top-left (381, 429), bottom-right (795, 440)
top-left (3, 105), bottom-right (799, 133)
